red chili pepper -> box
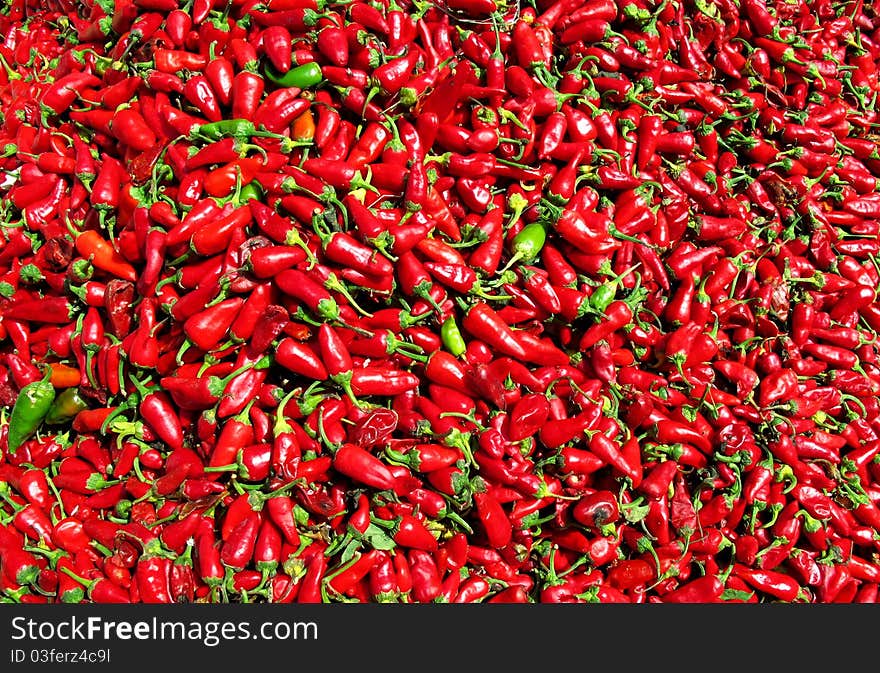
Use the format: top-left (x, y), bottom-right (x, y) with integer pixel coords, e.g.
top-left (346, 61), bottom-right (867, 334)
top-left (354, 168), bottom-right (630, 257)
top-left (207, 402), bottom-right (256, 470)
top-left (472, 490), bottom-right (512, 549)
top-left (41, 72), bottom-right (102, 114)
top-left (275, 268), bottom-right (340, 322)
top-left (333, 443), bottom-right (406, 494)
top-left (580, 300), bottom-right (633, 349)
top-left (756, 368), bottom-right (799, 408)
top-left (658, 575), bottom-right (724, 603)
top-left (254, 89), bottom-right (310, 134)
top-left (220, 511), bottom-right (262, 571)
top-left (134, 540), bottom-right (173, 604)
top-left (461, 302), bottom-right (529, 361)
top-left (154, 49), bottom-right (207, 73)
top-left (732, 565), bottom-right (803, 602)
top-left (181, 295), bottom-right (242, 352)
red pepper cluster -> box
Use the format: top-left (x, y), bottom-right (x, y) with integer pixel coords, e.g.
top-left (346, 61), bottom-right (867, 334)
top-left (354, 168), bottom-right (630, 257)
top-left (0, 0), bottom-right (879, 604)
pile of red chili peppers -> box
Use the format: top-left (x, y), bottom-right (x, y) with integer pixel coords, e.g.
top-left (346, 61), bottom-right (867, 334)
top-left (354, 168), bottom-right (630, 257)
top-left (0, 0), bottom-right (879, 604)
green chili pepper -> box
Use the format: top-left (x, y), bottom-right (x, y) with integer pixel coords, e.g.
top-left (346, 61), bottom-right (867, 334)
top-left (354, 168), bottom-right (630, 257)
top-left (44, 387), bottom-right (88, 425)
top-left (511, 222), bottom-right (547, 264)
top-left (590, 284), bottom-right (617, 314)
top-left (192, 118), bottom-right (287, 141)
top-left (238, 181), bottom-right (263, 204)
top-left (192, 118), bottom-right (257, 140)
top-left (590, 264), bottom-right (640, 314)
top-left (7, 370), bottom-right (55, 454)
top-left (441, 316), bottom-right (467, 358)
top-left (265, 62), bottom-right (323, 89)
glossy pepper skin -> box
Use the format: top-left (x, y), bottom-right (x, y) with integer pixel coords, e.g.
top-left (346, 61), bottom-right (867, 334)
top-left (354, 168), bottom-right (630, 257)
top-left (7, 370), bottom-right (55, 454)
top-left (5, 0), bottom-right (880, 610)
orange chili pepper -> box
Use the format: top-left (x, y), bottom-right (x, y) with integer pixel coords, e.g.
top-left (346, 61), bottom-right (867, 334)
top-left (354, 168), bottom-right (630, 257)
top-left (285, 322), bottom-right (313, 341)
top-left (74, 230), bottom-right (137, 281)
top-left (48, 363), bottom-right (82, 388)
top-left (291, 108), bottom-right (316, 142)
